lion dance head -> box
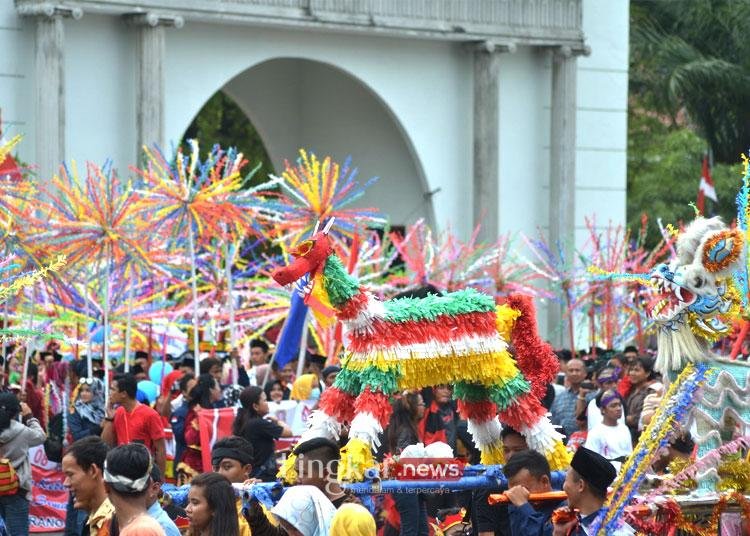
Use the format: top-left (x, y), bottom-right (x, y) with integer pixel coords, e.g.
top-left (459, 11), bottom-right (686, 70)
top-left (647, 217), bottom-right (744, 374)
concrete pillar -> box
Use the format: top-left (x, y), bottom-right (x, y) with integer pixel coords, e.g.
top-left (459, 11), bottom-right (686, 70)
top-left (547, 45), bottom-right (587, 349)
top-left (127, 13), bottom-right (183, 162)
top-left (16, 4), bottom-right (82, 185)
top-left (472, 41), bottom-right (515, 244)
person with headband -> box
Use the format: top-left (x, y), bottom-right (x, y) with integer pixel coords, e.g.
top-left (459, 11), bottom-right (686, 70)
top-left (102, 443), bottom-right (166, 535)
top-left (584, 389), bottom-right (632, 462)
top-left (583, 368), bottom-right (626, 431)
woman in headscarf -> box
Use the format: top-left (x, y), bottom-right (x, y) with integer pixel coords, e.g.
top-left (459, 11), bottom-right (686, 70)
top-left (330, 503), bottom-right (376, 536)
top-left (289, 373), bottom-right (320, 401)
top-left (271, 485), bottom-right (336, 536)
top-left (69, 377), bottom-right (106, 440)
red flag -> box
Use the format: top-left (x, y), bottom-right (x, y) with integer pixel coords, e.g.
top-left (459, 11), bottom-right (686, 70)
top-left (697, 155), bottom-right (717, 214)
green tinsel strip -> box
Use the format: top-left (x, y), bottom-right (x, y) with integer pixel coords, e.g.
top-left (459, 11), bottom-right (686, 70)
top-left (332, 368), bottom-right (362, 395)
top-left (488, 375), bottom-right (531, 411)
top-left (323, 256), bottom-right (361, 307)
top-left (453, 381), bottom-right (490, 402)
top-left (335, 366), bottom-right (400, 395)
top-left (384, 288), bottom-right (495, 323)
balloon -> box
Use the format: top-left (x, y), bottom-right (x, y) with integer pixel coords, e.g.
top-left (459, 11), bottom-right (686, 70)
top-left (137, 380), bottom-right (159, 404)
top-left (90, 325), bottom-right (111, 344)
top-left (149, 361), bottom-right (173, 384)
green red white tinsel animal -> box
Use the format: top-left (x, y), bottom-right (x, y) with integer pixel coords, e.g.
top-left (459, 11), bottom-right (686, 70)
top-left (271, 220), bottom-right (569, 482)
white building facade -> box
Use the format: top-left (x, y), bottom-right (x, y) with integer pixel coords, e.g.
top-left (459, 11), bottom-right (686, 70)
top-left (2, 0), bottom-right (628, 344)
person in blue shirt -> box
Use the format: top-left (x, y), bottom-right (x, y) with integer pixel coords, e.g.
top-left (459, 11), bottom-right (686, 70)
top-left (170, 373), bottom-right (196, 467)
top-left (503, 449), bottom-right (564, 536)
top-left (553, 447), bottom-right (633, 536)
top-left (146, 465), bottom-right (181, 536)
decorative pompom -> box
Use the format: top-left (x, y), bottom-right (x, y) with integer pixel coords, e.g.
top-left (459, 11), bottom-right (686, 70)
top-left (355, 387), bottom-right (393, 427)
top-left (299, 410), bottom-right (342, 443)
top-left (339, 437), bottom-right (376, 482)
top-left (277, 453), bottom-right (298, 484)
top-left (479, 440), bottom-right (505, 465)
top-left (495, 304), bottom-right (521, 342)
top-left (319, 387), bottom-right (357, 423)
top-left (457, 399), bottom-right (497, 423)
top-left (497, 392), bottom-right (546, 431)
top-left (337, 288), bottom-right (370, 320)
top-left (505, 294), bottom-right (559, 400)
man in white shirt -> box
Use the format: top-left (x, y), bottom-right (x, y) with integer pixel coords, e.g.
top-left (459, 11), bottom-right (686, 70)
top-left (584, 390), bottom-right (632, 462)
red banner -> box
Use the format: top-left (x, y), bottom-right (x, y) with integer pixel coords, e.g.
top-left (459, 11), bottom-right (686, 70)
top-left (30, 456), bottom-right (67, 533)
top-left (198, 407), bottom-right (238, 472)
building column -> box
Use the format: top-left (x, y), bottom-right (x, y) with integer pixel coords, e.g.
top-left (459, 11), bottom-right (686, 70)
top-left (16, 3), bottom-right (82, 184)
top-left (547, 44), bottom-right (589, 348)
top-left (472, 41), bottom-right (515, 244)
top-left (127, 13), bottom-right (183, 162)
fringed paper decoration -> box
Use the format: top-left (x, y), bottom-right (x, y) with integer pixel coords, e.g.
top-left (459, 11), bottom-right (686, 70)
top-left (271, 218), bottom-right (568, 481)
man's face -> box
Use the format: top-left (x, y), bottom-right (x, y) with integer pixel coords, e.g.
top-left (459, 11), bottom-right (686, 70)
top-left (295, 454), bottom-right (328, 491)
top-left (182, 378), bottom-right (198, 399)
top-left (623, 351), bottom-right (638, 365)
top-left (62, 453), bottom-right (100, 511)
top-left (214, 457), bottom-right (251, 484)
top-left (562, 469), bottom-right (584, 509)
top-left (324, 372), bottom-right (338, 388)
top-left (146, 478), bottom-right (161, 507)
top-left (502, 434), bottom-right (528, 460)
top-left (596, 369), bottom-right (618, 391)
top-left (565, 359), bottom-right (586, 386)
top-left (508, 468), bottom-right (550, 494)
top-left (602, 399), bottom-right (623, 422)
top-left (109, 380), bottom-right (123, 405)
top-left (250, 347), bottom-right (267, 366)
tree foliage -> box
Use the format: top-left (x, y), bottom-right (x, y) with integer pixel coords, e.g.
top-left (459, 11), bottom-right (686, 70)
top-left (182, 91), bottom-right (275, 186)
top-left (630, 0), bottom-right (750, 163)
top-left (627, 107), bottom-right (742, 248)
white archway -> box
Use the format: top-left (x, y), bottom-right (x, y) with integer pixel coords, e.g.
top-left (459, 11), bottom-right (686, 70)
top-left (180, 57), bottom-right (435, 228)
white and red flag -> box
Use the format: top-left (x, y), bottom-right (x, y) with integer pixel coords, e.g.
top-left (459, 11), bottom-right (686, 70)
top-left (697, 154), bottom-right (717, 214)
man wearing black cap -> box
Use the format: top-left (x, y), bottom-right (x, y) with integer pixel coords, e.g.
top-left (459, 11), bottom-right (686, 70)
top-left (554, 447), bottom-right (633, 535)
top-left (321, 365), bottom-right (340, 388)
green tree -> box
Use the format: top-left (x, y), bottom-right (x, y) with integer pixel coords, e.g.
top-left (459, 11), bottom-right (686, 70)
top-left (182, 91), bottom-right (275, 185)
top-left (630, 0), bottom-right (750, 163)
top-left (627, 106), bottom-right (742, 248)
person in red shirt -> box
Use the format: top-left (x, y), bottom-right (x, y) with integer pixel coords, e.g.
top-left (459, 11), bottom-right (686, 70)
top-left (101, 373), bottom-right (166, 477)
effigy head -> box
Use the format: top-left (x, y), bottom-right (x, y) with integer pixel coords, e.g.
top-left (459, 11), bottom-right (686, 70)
top-left (647, 217), bottom-right (744, 372)
top-left (271, 220), bottom-right (335, 287)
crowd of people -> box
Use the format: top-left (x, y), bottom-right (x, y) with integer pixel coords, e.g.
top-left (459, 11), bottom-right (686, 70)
top-left (0, 336), bottom-right (694, 536)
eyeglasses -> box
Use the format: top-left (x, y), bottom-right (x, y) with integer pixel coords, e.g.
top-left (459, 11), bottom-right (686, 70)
top-left (79, 377), bottom-right (95, 386)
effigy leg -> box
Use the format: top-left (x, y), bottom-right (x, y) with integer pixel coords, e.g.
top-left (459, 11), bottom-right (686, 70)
top-left (493, 387), bottom-right (570, 470)
top-left (454, 381), bottom-right (505, 465)
top-left (336, 366), bottom-right (399, 481)
top-left (277, 380), bottom-right (360, 483)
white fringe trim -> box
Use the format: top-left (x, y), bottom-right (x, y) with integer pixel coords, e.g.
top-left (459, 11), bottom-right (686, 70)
top-left (299, 410), bottom-right (341, 443)
top-left (348, 411), bottom-right (382, 450)
top-left (520, 418), bottom-right (565, 455)
top-left (466, 417), bottom-right (502, 449)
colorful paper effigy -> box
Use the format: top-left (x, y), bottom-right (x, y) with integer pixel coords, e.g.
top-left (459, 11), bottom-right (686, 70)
top-left (271, 222), bottom-right (569, 482)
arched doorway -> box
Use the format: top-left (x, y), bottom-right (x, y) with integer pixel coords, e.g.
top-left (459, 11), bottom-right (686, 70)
top-left (182, 57), bottom-right (434, 228)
